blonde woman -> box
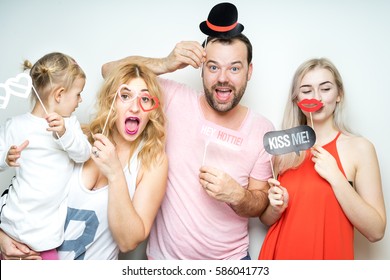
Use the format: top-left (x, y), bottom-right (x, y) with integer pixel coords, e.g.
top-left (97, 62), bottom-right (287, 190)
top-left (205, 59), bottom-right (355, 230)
top-left (259, 58), bottom-right (386, 259)
top-left (0, 63), bottom-right (168, 260)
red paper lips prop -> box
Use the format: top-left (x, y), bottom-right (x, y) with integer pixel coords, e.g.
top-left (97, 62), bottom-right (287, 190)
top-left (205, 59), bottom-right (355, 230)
top-left (297, 99), bottom-right (323, 113)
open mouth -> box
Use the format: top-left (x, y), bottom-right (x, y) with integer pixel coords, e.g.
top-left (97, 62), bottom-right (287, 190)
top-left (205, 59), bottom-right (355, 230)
top-left (215, 87), bottom-right (232, 102)
top-left (297, 99), bottom-right (323, 112)
top-left (125, 117), bottom-right (140, 135)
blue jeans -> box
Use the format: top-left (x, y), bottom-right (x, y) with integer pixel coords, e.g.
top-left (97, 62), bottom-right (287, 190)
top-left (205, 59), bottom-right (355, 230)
top-left (241, 253), bottom-right (251, 260)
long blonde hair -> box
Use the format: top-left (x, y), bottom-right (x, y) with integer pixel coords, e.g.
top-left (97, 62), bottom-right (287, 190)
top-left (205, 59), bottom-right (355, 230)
top-left (275, 58), bottom-right (353, 175)
top-left (88, 63), bottom-right (166, 169)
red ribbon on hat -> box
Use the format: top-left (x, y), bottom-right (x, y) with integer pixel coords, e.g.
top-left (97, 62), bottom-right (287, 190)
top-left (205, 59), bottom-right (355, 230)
top-left (206, 20), bottom-right (238, 32)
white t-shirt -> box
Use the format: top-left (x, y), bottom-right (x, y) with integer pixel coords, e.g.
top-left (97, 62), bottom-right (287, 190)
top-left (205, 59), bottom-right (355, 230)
top-left (0, 113), bottom-right (91, 251)
top-left (146, 78), bottom-right (274, 259)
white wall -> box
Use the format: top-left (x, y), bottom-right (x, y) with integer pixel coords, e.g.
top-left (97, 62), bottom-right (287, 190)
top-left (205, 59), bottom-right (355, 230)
top-left (0, 0), bottom-right (389, 260)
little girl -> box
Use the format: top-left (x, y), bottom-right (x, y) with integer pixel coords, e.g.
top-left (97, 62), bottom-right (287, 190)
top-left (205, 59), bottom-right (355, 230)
top-left (0, 52), bottom-right (91, 259)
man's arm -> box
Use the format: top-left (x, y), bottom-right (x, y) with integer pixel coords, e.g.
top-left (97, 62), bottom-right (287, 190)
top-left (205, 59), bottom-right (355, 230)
top-left (199, 166), bottom-right (269, 217)
top-left (230, 177), bottom-right (270, 217)
top-left (101, 41), bottom-right (206, 78)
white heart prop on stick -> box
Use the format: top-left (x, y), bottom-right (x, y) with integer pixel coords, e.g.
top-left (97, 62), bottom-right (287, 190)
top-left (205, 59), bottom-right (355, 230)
top-left (0, 73), bottom-right (66, 149)
top-left (0, 73), bottom-right (33, 109)
top-left (0, 83), bottom-right (11, 109)
top-left (6, 73), bottom-right (32, 98)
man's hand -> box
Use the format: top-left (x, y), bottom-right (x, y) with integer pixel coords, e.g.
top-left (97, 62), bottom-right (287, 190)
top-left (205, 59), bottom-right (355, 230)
top-left (164, 41), bottom-right (206, 72)
top-left (199, 165), bottom-right (243, 204)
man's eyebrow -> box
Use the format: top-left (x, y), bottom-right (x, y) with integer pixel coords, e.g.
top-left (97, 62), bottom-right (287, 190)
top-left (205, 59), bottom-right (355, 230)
top-left (205, 60), bottom-right (243, 66)
top-left (205, 59), bottom-right (218, 65)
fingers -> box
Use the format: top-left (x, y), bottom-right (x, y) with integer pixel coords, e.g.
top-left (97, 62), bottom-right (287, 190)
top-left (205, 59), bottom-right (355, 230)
top-left (280, 186), bottom-right (289, 205)
top-left (180, 41), bottom-right (206, 64)
top-left (91, 133), bottom-right (114, 160)
top-left (0, 237), bottom-right (41, 260)
top-left (199, 165), bottom-right (218, 176)
top-left (92, 133), bottom-right (109, 143)
top-left (199, 166), bottom-right (224, 194)
top-left (46, 113), bottom-right (65, 136)
top-left (268, 186), bottom-right (284, 196)
top-left (311, 147), bottom-right (319, 158)
top-left (92, 149), bottom-right (100, 158)
top-left (16, 245), bottom-right (31, 254)
top-left (92, 133), bottom-right (110, 151)
top-left (173, 41), bottom-right (206, 69)
top-left (199, 166), bottom-right (220, 187)
top-left (311, 146), bottom-right (322, 163)
top-left (45, 113), bottom-right (62, 125)
top-left (268, 185), bottom-right (288, 206)
top-left (199, 174), bottom-right (215, 188)
top-left (311, 145), bottom-right (333, 165)
top-left (10, 140), bottom-right (29, 153)
top-left (269, 196), bottom-right (284, 206)
top-left (268, 178), bottom-right (280, 187)
top-left (6, 140), bottom-right (29, 167)
top-left (200, 178), bottom-right (212, 192)
top-left (311, 145), bottom-right (327, 157)
top-left (18, 140), bottom-right (29, 151)
top-left (8, 140), bottom-right (29, 155)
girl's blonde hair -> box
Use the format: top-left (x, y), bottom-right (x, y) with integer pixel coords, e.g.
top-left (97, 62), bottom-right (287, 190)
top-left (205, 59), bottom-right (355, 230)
top-left (275, 58), bottom-right (353, 175)
top-left (23, 52), bottom-right (86, 104)
top-left (88, 63), bottom-right (166, 169)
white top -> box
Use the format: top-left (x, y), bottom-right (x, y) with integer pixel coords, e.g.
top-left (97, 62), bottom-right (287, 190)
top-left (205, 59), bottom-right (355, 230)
top-left (57, 145), bottom-right (140, 260)
top-left (0, 113), bottom-right (91, 251)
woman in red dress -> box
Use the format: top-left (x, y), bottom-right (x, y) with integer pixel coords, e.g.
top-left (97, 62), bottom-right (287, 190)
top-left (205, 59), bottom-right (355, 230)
top-left (259, 58), bottom-right (386, 259)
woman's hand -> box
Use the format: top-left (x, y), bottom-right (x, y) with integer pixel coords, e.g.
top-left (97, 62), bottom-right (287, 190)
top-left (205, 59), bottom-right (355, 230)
top-left (90, 133), bottom-right (122, 181)
top-left (267, 178), bottom-right (289, 215)
top-left (311, 145), bottom-right (343, 185)
top-left (0, 230), bottom-right (41, 260)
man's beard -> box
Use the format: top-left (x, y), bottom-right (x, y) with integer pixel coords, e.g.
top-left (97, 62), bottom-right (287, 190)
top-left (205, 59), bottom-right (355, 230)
top-left (203, 82), bottom-right (247, 113)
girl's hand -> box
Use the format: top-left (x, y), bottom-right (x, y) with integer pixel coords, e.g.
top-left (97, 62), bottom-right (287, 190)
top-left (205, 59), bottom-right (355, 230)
top-left (46, 112), bottom-right (66, 138)
top-left (6, 140), bottom-right (29, 167)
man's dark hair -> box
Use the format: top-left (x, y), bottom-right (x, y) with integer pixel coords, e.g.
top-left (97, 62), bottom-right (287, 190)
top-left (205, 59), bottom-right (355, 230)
top-left (202, 33), bottom-right (253, 65)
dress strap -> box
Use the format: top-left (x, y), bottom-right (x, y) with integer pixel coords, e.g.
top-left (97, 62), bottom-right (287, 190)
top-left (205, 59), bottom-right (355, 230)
top-left (322, 131), bottom-right (342, 149)
top-left (334, 131), bottom-right (342, 142)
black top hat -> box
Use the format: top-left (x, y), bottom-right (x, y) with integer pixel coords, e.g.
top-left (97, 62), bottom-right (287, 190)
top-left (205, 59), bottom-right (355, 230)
top-left (199, 2), bottom-right (244, 38)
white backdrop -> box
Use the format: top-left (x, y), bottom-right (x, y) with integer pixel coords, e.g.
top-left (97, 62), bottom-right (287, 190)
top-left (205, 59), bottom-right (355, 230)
top-left (0, 0), bottom-right (389, 260)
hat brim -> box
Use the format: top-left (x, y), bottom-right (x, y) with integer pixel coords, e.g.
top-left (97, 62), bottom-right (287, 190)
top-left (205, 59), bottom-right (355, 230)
top-left (199, 21), bottom-right (244, 38)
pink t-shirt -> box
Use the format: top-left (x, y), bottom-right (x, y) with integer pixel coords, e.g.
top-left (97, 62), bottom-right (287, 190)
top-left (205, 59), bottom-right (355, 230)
top-left (147, 78), bottom-right (274, 259)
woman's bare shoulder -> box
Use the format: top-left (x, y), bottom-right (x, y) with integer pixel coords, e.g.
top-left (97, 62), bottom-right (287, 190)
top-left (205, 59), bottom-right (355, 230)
top-left (339, 133), bottom-right (376, 155)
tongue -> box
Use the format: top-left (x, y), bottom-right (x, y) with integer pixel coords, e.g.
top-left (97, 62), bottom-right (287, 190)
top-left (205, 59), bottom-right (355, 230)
top-left (125, 119), bottom-right (139, 133)
top-left (216, 90), bottom-right (231, 102)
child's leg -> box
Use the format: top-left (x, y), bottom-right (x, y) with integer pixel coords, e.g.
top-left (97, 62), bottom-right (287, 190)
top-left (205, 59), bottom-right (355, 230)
top-left (40, 249), bottom-right (59, 260)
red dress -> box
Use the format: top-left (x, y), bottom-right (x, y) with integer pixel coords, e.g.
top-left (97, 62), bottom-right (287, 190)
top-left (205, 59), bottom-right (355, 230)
top-left (259, 132), bottom-right (354, 259)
